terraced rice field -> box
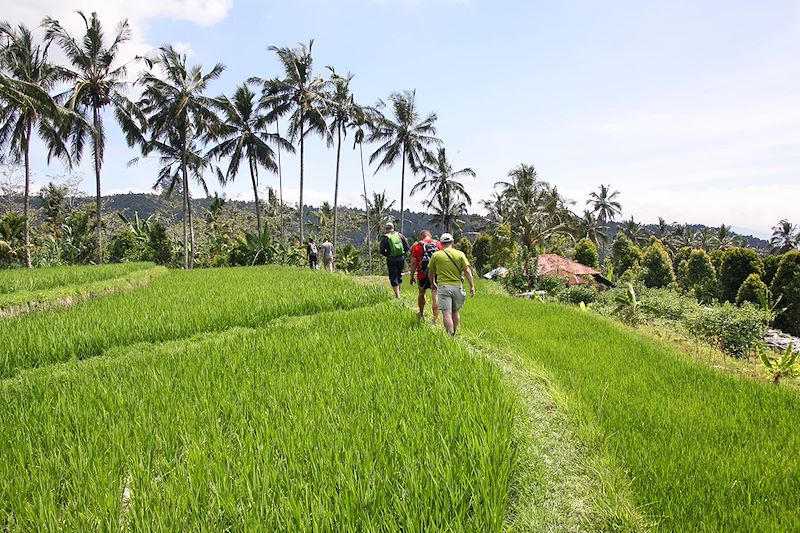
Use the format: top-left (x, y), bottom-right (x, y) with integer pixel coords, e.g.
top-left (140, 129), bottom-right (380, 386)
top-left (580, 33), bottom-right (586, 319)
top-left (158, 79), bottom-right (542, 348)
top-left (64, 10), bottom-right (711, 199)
top-left (3, 265), bottom-right (799, 531)
top-left (0, 267), bottom-right (518, 531)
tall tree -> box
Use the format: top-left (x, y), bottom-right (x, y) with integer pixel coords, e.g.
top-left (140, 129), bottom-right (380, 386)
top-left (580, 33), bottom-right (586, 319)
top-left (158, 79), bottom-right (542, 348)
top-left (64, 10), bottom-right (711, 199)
top-left (350, 103), bottom-right (373, 273)
top-left (207, 83), bottom-right (293, 238)
top-left (369, 89), bottom-right (440, 233)
top-left (325, 68), bottom-right (356, 253)
top-left (368, 190), bottom-right (395, 242)
top-left (257, 40), bottom-right (330, 245)
top-left (44, 11), bottom-right (141, 263)
top-left (770, 219), bottom-right (799, 254)
top-left (412, 147), bottom-right (473, 234)
top-left (0, 22), bottom-right (70, 267)
top-left (587, 184), bottom-right (622, 223)
top-left (135, 45), bottom-right (224, 269)
top-left (574, 209), bottom-right (608, 249)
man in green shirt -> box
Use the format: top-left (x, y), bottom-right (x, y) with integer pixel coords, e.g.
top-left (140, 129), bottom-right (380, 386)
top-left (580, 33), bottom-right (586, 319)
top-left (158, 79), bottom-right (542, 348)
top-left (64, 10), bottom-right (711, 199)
top-left (427, 233), bottom-right (475, 336)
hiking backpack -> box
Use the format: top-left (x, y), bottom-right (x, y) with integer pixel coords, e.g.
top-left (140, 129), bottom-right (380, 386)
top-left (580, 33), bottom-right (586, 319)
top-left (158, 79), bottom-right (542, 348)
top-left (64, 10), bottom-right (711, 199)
top-left (386, 233), bottom-right (404, 256)
top-left (419, 241), bottom-right (439, 275)
top-left (309, 243), bottom-right (317, 256)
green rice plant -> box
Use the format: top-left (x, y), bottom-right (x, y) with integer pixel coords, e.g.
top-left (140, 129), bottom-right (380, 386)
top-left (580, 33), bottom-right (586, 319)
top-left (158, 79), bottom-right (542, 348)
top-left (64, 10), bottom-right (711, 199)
top-left (0, 262), bottom-right (154, 294)
top-left (0, 266), bottom-right (386, 378)
top-left (0, 265), bottom-right (166, 314)
top-left (0, 304), bottom-right (517, 531)
top-left (461, 295), bottom-right (800, 532)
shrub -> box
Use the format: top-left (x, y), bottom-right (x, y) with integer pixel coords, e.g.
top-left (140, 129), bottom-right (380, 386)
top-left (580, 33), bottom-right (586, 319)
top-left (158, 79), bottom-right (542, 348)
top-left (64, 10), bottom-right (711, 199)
top-left (709, 249), bottom-right (725, 276)
top-left (640, 240), bottom-right (675, 288)
top-left (536, 274), bottom-right (567, 297)
top-left (762, 254), bottom-right (782, 286)
top-left (456, 237), bottom-right (473, 264)
top-left (148, 222), bottom-right (173, 265)
top-left (639, 287), bottom-right (701, 322)
top-left (500, 248), bottom-right (537, 294)
top-left (472, 234), bottom-right (493, 273)
top-left (673, 247), bottom-right (693, 272)
top-left (574, 238), bottom-right (599, 268)
top-left (687, 302), bottom-right (770, 358)
top-left (610, 234), bottom-right (642, 277)
top-left (490, 224), bottom-right (520, 269)
top-left (678, 249), bottom-right (717, 302)
top-left (719, 247), bottom-right (764, 303)
top-left (736, 273), bottom-right (768, 306)
top-left (558, 284), bottom-right (598, 305)
top-left (770, 250), bottom-right (800, 336)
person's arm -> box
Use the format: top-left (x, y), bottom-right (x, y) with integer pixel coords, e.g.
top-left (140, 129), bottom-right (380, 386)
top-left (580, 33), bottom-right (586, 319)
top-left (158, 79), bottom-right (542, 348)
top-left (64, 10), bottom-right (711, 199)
top-left (463, 260), bottom-right (475, 296)
top-left (379, 235), bottom-right (388, 257)
top-left (409, 246), bottom-right (419, 285)
top-left (401, 234), bottom-right (410, 254)
top-left (428, 256), bottom-right (438, 289)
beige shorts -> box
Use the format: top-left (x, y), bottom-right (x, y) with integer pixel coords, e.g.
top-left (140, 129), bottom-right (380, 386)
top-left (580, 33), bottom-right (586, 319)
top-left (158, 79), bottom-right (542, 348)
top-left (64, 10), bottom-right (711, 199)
top-left (438, 284), bottom-right (466, 311)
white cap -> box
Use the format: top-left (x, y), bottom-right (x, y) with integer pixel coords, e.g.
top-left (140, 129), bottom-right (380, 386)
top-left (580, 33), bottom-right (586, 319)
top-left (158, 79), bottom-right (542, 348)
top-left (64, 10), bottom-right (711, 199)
top-left (440, 233), bottom-right (454, 243)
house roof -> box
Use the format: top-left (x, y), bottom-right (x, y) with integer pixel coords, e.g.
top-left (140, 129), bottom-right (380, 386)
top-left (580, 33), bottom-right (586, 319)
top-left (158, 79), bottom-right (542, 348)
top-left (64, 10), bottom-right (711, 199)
top-left (537, 254), bottom-right (600, 285)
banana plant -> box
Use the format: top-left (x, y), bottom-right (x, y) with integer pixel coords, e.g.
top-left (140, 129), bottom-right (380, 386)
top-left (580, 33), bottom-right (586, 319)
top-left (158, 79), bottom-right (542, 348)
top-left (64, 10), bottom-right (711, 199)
top-left (759, 345), bottom-right (799, 385)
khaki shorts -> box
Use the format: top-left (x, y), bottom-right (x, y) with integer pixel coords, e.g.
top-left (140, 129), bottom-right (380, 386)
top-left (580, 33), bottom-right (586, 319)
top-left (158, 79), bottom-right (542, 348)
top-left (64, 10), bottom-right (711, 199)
top-left (438, 284), bottom-right (466, 311)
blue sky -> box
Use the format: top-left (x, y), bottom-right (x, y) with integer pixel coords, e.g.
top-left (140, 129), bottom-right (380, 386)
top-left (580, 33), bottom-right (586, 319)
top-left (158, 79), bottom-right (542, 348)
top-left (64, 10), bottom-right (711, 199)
top-left (10, 0), bottom-right (800, 237)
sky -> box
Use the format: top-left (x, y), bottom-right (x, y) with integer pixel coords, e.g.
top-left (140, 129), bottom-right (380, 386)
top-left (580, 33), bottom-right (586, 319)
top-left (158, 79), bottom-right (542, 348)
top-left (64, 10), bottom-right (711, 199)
top-left (5, 0), bottom-right (800, 238)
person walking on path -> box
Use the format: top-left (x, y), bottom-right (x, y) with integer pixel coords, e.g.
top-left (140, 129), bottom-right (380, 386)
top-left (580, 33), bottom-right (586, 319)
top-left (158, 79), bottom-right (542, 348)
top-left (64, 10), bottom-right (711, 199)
top-left (427, 232), bottom-right (475, 336)
top-left (379, 222), bottom-right (410, 298)
top-left (409, 229), bottom-right (442, 324)
top-left (307, 238), bottom-right (319, 270)
top-left (320, 239), bottom-right (335, 273)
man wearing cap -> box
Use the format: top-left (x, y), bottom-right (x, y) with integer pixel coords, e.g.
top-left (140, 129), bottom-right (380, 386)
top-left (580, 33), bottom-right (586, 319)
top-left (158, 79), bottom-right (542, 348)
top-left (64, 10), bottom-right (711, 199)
top-left (379, 222), bottom-right (410, 298)
top-left (427, 233), bottom-right (475, 336)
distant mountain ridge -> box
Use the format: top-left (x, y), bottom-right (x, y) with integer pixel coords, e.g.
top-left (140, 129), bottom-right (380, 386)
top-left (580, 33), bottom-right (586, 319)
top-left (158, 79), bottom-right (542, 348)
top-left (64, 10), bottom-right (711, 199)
top-left (10, 192), bottom-right (770, 249)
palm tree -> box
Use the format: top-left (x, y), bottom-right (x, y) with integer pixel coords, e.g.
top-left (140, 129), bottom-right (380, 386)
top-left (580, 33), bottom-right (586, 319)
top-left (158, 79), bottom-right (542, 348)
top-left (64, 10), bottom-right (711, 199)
top-left (620, 216), bottom-right (650, 247)
top-left (325, 68), bottom-right (356, 252)
top-left (257, 40), bottom-right (330, 245)
top-left (412, 147), bottom-right (473, 234)
top-left (207, 83), bottom-right (293, 238)
top-left (351, 103), bottom-right (374, 273)
top-left (135, 45), bottom-right (224, 269)
top-left (428, 194), bottom-right (469, 235)
top-left (369, 90), bottom-right (440, 233)
top-left (0, 22), bottom-right (70, 267)
top-left (44, 11), bottom-right (142, 263)
top-left (575, 209), bottom-right (608, 249)
top-left (771, 219), bottom-right (799, 254)
top-left (587, 184), bottom-right (622, 223)
top-left (368, 190), bottom-right (395, 248)
top-left (716, 224), bottom-right (740, 250)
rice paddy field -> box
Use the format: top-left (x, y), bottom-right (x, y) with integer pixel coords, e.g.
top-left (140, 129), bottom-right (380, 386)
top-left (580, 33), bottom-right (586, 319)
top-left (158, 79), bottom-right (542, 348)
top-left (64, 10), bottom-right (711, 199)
top-left (2, 264), bottom-right (799, 531)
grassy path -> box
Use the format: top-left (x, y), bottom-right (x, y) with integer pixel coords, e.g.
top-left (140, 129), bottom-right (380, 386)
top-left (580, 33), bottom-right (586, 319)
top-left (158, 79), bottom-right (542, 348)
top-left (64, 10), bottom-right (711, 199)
top-left (454, 290), bottom-right (800, 532)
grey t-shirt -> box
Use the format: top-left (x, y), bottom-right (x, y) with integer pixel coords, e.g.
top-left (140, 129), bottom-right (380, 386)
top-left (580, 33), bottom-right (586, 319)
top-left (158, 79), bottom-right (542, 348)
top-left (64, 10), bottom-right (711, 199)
top-left (320, 241), bottom-right (334, 260)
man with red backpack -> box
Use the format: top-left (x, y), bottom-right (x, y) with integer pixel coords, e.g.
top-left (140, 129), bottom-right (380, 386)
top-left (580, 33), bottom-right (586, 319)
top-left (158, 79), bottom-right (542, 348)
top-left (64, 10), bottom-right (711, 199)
top-left (409, 229), bottom-right (442, 324)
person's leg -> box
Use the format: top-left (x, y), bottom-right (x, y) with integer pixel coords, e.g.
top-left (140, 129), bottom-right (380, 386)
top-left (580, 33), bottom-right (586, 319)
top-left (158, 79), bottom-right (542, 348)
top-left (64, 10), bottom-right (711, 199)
top-left (442, 310), bottom-right (454, 334)
top-left (452, 309), bottom-right (460, 334)
top-left (431, 287), bottom-right (439, 325)
top-left (417, 286), bottom-right (426, 317)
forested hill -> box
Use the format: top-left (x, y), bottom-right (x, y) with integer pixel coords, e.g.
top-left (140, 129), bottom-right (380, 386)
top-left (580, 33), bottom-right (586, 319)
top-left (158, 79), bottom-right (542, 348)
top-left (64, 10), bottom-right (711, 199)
top-left (13, 192), bottom-right (769, 248)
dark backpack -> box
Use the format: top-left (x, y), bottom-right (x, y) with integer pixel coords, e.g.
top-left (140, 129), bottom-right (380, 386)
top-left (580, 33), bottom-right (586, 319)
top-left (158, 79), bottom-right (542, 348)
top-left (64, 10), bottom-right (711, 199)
top-left (419, 241), bottom-right (439, 275)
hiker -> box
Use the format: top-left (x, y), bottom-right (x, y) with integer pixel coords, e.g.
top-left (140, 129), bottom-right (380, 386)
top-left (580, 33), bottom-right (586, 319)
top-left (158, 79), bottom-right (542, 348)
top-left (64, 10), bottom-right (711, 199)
top-left (427, 232), bottom-right (475, 336)
top-left (320, 239), bottom-right (335, 273)
top-left (409, 229), bottom-right (442, 323)
top-left (379, 222), bottom-right (410, 298)
top-left (307, 239), bottom-right (319, 270)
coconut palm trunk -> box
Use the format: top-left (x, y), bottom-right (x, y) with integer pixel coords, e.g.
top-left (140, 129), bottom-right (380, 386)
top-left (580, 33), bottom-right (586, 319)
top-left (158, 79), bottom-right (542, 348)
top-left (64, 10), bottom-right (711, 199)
top-left (249, 157), bottom-right (262, 238)
top-left (181, 147), bottom-right (189, 269)
top-left (359, 142), bottom-right (371, 274)
top-left (299, 121), bottom-right (305, 244)
top-left (276, 120), bottom-right (284, 243)
top-left (400, 145), bottom-right (406, 233)
top-left (92, 105), bottom-right (103, 263)
top-left (333, 122), bottom-right (342, 254)
top-left (23, 120), bottom-right (32, 268)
